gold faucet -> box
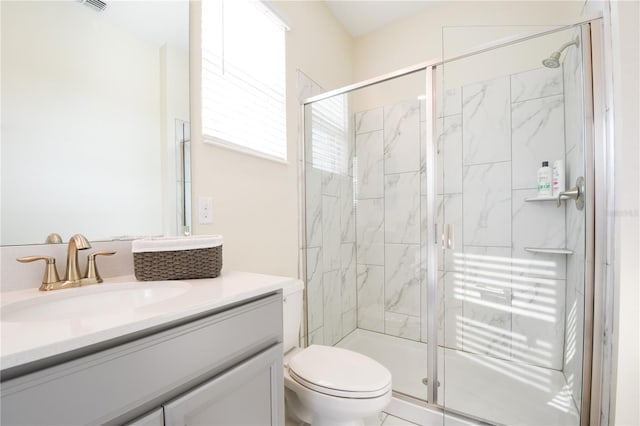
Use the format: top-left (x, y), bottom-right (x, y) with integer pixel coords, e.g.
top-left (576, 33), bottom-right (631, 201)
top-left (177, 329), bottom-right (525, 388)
top-left (17, 234), bottom-right (116, 291)
top-left (62, 234), bottom-right (91, 285)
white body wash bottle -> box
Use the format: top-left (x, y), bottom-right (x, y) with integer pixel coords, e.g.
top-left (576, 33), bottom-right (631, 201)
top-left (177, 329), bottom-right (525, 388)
top-left (552, 160), bottom-right (565, 197)
top-left (537, 161), bottom-right (552, 197)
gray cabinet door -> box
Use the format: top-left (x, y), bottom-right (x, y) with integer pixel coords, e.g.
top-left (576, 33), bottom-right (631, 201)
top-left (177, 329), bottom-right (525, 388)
top-left (127, 408), bottom-right (164, 426)
top-left (163, 345), bottom-right (284, 426)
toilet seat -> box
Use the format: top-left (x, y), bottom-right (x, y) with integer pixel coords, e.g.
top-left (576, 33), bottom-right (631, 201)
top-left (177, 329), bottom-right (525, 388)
top-left (287, 345), bottom-right (392, 399)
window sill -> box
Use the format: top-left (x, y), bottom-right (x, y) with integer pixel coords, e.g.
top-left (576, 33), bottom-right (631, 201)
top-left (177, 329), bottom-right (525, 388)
top-left (202, 135), bottom-right (289, 165)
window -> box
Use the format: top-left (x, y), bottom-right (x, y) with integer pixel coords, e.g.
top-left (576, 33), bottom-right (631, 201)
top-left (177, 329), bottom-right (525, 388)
top-left (201, 0), bottom-right (287, 161)
top-left (310, 95), bottom-right (349, 175)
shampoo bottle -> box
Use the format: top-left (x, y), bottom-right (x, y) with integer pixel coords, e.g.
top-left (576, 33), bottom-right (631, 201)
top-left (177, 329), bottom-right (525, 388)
top-left (537, 161), bottom-right (552, 197)
top-left (552, 160), bottom-right (565, 196)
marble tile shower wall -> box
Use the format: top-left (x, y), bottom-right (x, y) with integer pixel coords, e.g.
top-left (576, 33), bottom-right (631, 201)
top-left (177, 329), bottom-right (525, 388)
top-left (301, 72), bottom-right (358, 347)
top-left (303, 64), bottom-right (582, 379)
top-left (437, 66), bottom-right (569, 371)
top-left (354, 101), bottom-right (424, 342)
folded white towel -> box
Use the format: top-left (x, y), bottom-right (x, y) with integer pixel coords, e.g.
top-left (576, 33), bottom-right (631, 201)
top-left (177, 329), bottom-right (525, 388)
top-left (131, 235), bottom-right (223, 253)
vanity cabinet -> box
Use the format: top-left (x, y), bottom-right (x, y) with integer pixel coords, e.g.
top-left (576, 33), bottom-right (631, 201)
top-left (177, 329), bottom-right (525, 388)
top-left (163, 345), bottom-right (281, 425)
top-left (1, 292), bottom-right (284, 425)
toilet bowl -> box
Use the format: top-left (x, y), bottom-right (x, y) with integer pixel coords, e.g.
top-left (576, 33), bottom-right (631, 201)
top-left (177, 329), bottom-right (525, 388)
top-left (282, 280), bottom-right (392, 426)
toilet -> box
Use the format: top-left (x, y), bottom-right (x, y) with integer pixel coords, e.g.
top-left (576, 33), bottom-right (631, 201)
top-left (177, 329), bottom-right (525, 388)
top-left (282, 280), bottom-right (392, 426)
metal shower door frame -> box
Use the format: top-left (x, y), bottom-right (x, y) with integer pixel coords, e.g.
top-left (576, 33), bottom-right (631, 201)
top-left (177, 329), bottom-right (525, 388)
top-left (298, 14), bottom-right (614, 425)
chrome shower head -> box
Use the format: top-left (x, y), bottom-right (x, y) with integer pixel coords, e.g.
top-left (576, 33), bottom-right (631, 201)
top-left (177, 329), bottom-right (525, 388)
top-left (542, 37), bottom-right (580, 68)
top-left (542, 52), bottom-right (561, 68)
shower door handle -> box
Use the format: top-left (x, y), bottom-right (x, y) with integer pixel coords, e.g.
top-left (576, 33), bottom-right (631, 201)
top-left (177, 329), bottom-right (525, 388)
top-left (442, 224), bottom-right (454, 250)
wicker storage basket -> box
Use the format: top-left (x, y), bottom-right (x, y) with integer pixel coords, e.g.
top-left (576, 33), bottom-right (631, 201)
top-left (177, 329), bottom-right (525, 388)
top-left (132, 235), bottom-right (223, 281)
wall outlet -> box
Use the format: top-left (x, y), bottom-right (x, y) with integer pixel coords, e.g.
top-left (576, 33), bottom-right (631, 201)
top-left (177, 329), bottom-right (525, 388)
top-left (198, 196), bottom-right (213, 224)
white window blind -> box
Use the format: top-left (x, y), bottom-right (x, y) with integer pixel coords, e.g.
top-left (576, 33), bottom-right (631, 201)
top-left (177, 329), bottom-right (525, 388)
top-left (310, 95), bottom-right (348, 175)
top-left (201, 0), bottom-right (287, 161)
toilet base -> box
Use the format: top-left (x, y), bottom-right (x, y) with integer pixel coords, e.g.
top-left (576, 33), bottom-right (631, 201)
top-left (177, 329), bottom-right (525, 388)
top-left (285, 388), bottom-right (370, 426)
top-left (284, 369), bottom-right (391, 426)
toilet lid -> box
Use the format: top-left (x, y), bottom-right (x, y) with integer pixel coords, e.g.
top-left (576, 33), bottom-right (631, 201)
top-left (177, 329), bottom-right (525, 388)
top-left (288, 345), bottom-right (391, 398)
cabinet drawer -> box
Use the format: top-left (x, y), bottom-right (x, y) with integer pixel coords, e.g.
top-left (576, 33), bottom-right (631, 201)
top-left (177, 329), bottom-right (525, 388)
top-left (126, 408), bottom-right (164, 426)
top-left (164, 345), bottom-right (284, 426)
top-left (1, 292), bottom-right (282, 425)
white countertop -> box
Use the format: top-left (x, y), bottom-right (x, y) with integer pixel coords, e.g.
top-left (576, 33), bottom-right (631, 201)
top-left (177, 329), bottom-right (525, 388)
top-left (0, 271), bottom-right (297, 372)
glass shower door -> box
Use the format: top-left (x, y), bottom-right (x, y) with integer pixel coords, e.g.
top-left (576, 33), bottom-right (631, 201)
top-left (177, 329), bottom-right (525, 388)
top-left (437, 25), bottom-right (590, 425)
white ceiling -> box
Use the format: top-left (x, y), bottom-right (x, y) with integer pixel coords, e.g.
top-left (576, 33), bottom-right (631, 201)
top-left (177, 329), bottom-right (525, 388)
top-left (324, 1), bottom-right (441, 37)
top-left (100, 1), bottom-right (189, 50)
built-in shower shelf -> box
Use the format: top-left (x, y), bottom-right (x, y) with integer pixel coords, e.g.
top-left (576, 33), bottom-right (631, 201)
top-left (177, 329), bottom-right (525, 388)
top-left (525, 247), bottom-right (574, 255)
top-left (524, 196), bottom-right (564, 202)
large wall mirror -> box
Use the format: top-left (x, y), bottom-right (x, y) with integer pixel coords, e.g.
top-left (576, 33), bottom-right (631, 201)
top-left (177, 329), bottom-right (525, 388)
top-left (1, 0), bottom-right (190, 246)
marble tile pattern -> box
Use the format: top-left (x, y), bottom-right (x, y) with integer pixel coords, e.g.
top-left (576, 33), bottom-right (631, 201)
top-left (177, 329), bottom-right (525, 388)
top-left (511, 67), bottom-right (563, 103)
top-left (355, 107), bottom-right (383, 135)
top-left (341, 243), bottom-right (357, 314)
top-left (308, 327), bottom-right (324, 346)
top-left (436, 86), bottom-right (462, 118)
top-left (384, 244), bottom-right (421, 317)
top-left (305, 167), bottom-right (322, 248)
top-left (322, 170), bottom-right (340, 197)
top-left (342, 309), bottom-right (357, 337)
top-left (301, 69), bottom-right (358, 347)
top-left (512, 189), bottom-right (567, 280)
top-left (354, 99), bottom-right (425, 342)
top-left (357, 264), bottom-right (385, 333)
top-left (340, 61), bottom-right (578, 370)
top-left (447, 68), bottom-right (570, 367)
top-left (356, 198), bottom-right (385, 266)
top-left (383, 100), bottom-right (421, 174)
top-left (461, 287), bottom-right (513, 361)
top-left (306, 247), bottom-right (324, 335)
top-left (385, 312), bottom-right (421, 341)
top-left (462, 161), bottom-right (512, 247)
top-left (438, 271), bottom-right (463, 349)
top-left (462, 77), bottom-right (511, 165)
top-left (356, 131), bottom-right (384, 199)
top-left (384, 172), bottom-right (421, 244)
top-left (440, 115), bottom-right (463, 195)
top-left (511, 277), bottom-right (566, 369)
top-left (323, 270), bottom-right (342, 345)
top-left (322, 195), bottom-right (341, 272)
top-left (454, 246), bottom-right (514, 360)
top-left (511, 94), bottom-right (565, 190)
top-left (340, 175), bottom-right (355, 243)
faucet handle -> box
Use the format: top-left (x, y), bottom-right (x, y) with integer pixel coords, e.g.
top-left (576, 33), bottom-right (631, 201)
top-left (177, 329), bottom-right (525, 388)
top-left (17, 256), bottom-right (61, 290)
top-left (84, 251), bottom-right (116, 283)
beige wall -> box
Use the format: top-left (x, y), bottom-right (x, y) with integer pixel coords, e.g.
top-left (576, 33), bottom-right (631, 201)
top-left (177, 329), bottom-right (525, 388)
top-left (190, 1), bottom-right (353, 278)
top-left (609, 1), bottom-right (640, 424)
top-left (354, 1), bottom-right (584, 81)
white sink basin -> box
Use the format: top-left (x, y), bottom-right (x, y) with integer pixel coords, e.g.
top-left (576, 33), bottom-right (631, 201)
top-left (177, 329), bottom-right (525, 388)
top-left (1, 282), bottom-right (191, 322)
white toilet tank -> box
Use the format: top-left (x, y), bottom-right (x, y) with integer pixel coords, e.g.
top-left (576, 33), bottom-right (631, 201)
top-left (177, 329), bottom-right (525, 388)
top-left (282, 280), bottom-right (305, 353)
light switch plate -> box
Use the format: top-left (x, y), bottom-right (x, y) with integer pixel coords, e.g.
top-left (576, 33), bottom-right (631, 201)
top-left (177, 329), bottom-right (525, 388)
top-left (198, 196), bottom-right (213, 224)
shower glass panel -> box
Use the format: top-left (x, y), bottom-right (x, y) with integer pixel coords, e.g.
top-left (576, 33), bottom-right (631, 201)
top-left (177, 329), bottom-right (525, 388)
top-left (439, 26), bottom-right (588, 425)
top-left (303, 69), bottom-right (431, 402)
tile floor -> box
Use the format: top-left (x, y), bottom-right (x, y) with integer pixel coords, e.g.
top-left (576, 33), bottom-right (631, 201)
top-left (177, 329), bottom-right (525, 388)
top-left (285, 411), bottom-right (419, 426)
top-left (367, 412), bottom-right (421, 426)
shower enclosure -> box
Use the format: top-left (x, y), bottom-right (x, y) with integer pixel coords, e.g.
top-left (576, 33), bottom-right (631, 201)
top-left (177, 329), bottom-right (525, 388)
top-left (301, 17), bottom-right (606, 426)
